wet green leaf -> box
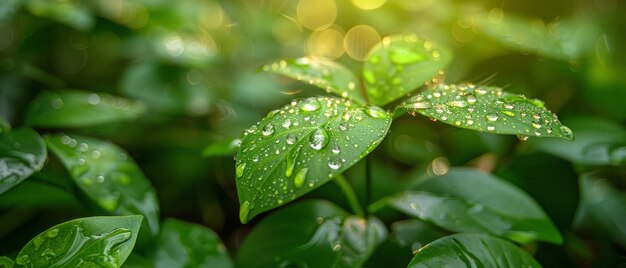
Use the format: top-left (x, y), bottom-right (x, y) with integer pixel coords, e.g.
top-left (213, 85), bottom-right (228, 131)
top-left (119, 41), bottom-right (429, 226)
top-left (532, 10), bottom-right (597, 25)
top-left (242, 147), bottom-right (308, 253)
top-left (0, 256), bottom-right (13, 268)
top-left (398, 83), bottom-right (573, 140)
top-left (46, 134), bottom-right (160, 235)
top-left (235, 97), bottom-right (392, 223)
top-left (236, 200), bottom-right (387, 268)
top-left (408, 233), bottom-right (541, 267)
top-left (24, 0), bottom-right (94, 31)
top-left (24, 90), bottom-right (146, 128)
top-left (0, 128), bottom-right (46, 195)
top-left (15, 215), bottom-right (142, 268)
top-left (381, 168), bottom-right (562, 244)
top-left (261, 57), bottom-right (365, 104)
top-left (151, 219), bottom-right (232, 268)
top-left (578, 173), bottom-right (626, 248)
top-left (363, 34), bottom-right (452, 106)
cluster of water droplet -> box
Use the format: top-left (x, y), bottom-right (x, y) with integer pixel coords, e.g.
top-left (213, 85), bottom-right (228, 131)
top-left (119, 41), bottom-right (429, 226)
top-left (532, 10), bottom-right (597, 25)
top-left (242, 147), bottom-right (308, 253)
top-left (399, 83), bottom-right (574, 140)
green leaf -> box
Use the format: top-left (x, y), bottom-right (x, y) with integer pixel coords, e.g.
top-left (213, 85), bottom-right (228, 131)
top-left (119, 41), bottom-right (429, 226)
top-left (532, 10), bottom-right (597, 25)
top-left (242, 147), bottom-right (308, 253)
top-left (261, 57), bottom-right (365, 104)
top-left (0, 128), bottom-right (46, 195)
top-left (0, 256), bottom-right (13, 268)
top-left (46, 134), bottom-right (160, 235)
top-left (578, 173), bottom-right (626, 248)
top-left (0, 117), bottom-right (10, 134)
top-left (398, 83), bottom-right (573, 140)
top-left (382, 168), bottom-right (562, 244)
top-left (235, 97), bottom-right (392, 223)
top-left (24, 90), bottom-right (146, 128)
top-left (391, 220), bottom-right (447, 250)
top-left (408, 233), bottom-right (541, 267)
top-left (363, 34), bottom-right (452, 106)
top-left (202, 138), bottom-right (240, 158)
top-left (236, 200), bottom-right (387, 268)
top-left (24, 0), bottom-right (94, 31)
top-left (15, 215), bottom-right (142, 267)
top-left (151, 219), bottom-right (233, 268)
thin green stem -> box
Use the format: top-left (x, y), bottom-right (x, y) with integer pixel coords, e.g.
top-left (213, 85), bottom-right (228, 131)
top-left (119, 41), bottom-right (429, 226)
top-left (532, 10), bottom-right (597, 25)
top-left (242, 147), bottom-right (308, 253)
top-left (334, 174), bottom-right (365, 217)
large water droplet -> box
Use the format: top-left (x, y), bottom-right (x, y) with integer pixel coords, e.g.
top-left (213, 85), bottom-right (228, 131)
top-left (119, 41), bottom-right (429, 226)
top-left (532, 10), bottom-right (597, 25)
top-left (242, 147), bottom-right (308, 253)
top-left (531, 122), bottom-right (542, 129)
top-left (262, 124), bottom-right (275, 136)
top-left (294, 168), bottom-right (308, 188)
top-left (236, 163), bottom-right (246, 178)
top-left (407, 98), bottom-right (432, 109)
top-left (390, 46), bottom-right (427, 65)
top-left (517, 135), bottom-right (529, 141)
top-left (328, 157), bottom-right (342, 170)
top-left (486, 114), bottom-right (499, 122)
top-left (240, 201), bottom-right (251, 223)
top-left (447, 99), bottom-right (468, 108)
top-left (282, 119), bottom-right (292, 129)
top-left (466, 94), bottom-right (477, 104)
top-left (559, 126), bottom-right (574, 140)
top-left (309, 128), bottom-right (329, 150)
top-left (285, 151), bottom-right (297, 177)
top-left (300, 99), bottom-right (321, 112)
top-left (332, 144), bottom-right (341, 154)
top-left (366, 106), bottom-right (388, 118)
top-left (286, 133), bottom-right (297, 145)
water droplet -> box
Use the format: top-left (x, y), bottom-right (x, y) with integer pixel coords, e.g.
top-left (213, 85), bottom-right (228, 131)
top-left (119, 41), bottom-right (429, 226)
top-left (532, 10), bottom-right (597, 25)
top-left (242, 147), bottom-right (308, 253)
top-left (447, 99), bottom-right (468, 108)
top-left (87, 94), bottom-right (101, 105)
top-left (487, 125), bottom-right (496, 131)
top-left (294, 168), bottom-right (308, 188)
top-left (407, 99), bottom-right (432, 109)
top-left (466, 94), bottom-right (477, 104)
top-left (309, 128), bottom-right (329, 150)
top-left (366, 106), bottom-right (388, 118)
top-left (240, 201), bottom-right (251, 223)
top-left (559, 126), bottom-right (574, 140)
top-left (502, 111), bottom-right (515, 117)
top-left (503, 103), bottom-right (514, 109)
top-left (262, 124), bottom-right (275, 136)
top-left (328, 157), bottom-right (342, 170)
top-left (517, 135), bottom-right (529, 141)
top-left (286, 133), bottom-right (297, 145)
top-left (96, 175), bottom-right (105, 183)
top-left (282, 119), bottom-right (292, 129)
top-left (390, 46), bottom-right (426, 65)
top-left (300, 99), bottom-right (321, 112)
top-left (531, 122), bottom-right (542, 129)
top-left (486, 114), bottom-right (499, 122)
top-left (348, 82), bottom-right (356, 90)
top-left (236, 163), bottom-right (246, 178)
top-left (332, 241), bottom-right (342, 251)
top-left (332, 144), bottom-right (341, 154)
top-left (339, 123), bottom-right (347, 131)
top-left (51, 98), bottom-right (64, 109)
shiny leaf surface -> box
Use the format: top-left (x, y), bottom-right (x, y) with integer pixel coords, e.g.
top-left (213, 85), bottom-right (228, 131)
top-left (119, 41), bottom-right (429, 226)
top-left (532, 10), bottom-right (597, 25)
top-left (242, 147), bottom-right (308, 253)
top-left (0, 128), bottom-right (46, 195)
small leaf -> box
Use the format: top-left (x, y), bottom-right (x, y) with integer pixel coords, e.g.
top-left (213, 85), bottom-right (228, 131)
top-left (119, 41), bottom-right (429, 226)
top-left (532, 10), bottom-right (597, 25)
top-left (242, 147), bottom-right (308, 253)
top-left (151, 219), bottom-right (233, 268)
top-left (382, 168), bottom-right (562, 244)
top-left (578, 173), bottom-right (626, 248)
top-left (261, 57), bottom-right (365, 104)
top-left (15, 215), bottom-right (142, 267)
top-left (398, 83), bottom-right (573, 140)
top-left (24, 90), bottom-right (146, 128)
top-left (235, 97), bottom-right (392, 223)
top-left (46, 134), bottom-right (160, 235)
top-left (363, 34), bottom-right (452, 106)
top-left (408, 233), bottom-right (541, 267)
top-left (0, 256), bottom-right (13, 268)
top-left (24, 0), bottom-right (94, 31)
top-left (236, 200), bottom-right (387, 268)
top-left (0, 128), bottom-right (46, 195)
top-left (202, 138), bottom-right (241, 158)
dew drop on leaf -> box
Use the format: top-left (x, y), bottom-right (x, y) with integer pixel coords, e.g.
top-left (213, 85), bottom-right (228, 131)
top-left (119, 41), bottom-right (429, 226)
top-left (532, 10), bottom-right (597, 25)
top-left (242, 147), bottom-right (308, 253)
top-left (389, 46), bottom-right (427, 65)
top-left (366, 106), bottom-right (388, 119)
top-left (236, 163), bottom-right (246, 178)
top-left (328, 158), bottom-right (342, 170)
top-left (286, 133), bottom-right (297, 145)
top-left (517, 135), bottom-right (529, 141)
top-left (300, 99), bottom-right (321, 112)
top-left (309, 128), bottom-right (329, 150)
top-left (262, 124), bottom-right (275, 136)
top-left (293, 168), bottom-right (308, 188)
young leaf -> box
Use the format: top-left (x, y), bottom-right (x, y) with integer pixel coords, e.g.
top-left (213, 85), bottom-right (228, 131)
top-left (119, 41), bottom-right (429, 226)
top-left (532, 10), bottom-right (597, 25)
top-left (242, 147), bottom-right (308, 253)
top-left (261, 57), bottom-right (366, 104)
top-left (46, 134), bottom-right (160, 235)
top-left (578, 173), bottom-right (626, 248)
top-left (24, 90), bottom-right (146, 128)
top-left (0, 256), bottom-right (13, 268)
top-left (363, 34), bottom-right (452, 106)
top-left (408, 233), bottom-right (541, 267)
top-left (380, 168), bottom-right (562, 244)
top-left (397, 83), bottom-right (573, 140)
top-left (151, 219), bottom-right (233, 268)
top-left (236, 200), bottom-right (387, 268)
top-left (235, 97), bottom-right (392, 223)
top-left (0, 128), bottom-right (47, 195)
top-left (15, 215), bottom-right (142, 267)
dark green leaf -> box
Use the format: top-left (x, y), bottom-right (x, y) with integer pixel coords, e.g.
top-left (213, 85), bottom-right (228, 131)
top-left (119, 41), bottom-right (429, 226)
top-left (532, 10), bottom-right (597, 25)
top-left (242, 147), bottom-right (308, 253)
top-left (391, 220), bottom-right (447, 250)
top-left (0, 117), bottom-right (10, 134)
top-left (24, 0), bottom-right (94, 31)
top-left (0, 256), bottom-right (13, 268)
top-left (46, 134), bottom-right (160, 235)
top-left (0, 0), bottom-right (21, 22)
top-left (398, 83), bottom-right (573, 140)
top-left (363, 34), bottom-right (452, 106)
top-left (0, 128), bottom-right (46, 195)
top-left (578, 173), bottom-right (626, 248)
top-left (151, 219), bottom-right (232, 268)
top-left (236, 200), bottom-right (387, 268)
top-left (383, 168), bottom-right (562, 244)
top-left (408, 233), bottom-right (541, 267)
top-left (202, 138), bottom-right (240, 158)
top-left (261, 57), bottom-right (365, 104)
top-left (15, 215), bottom-right (142, 267)
top-left (235, 97), bottom-right (392, 223)
top-left (24, 90), bottom-right (146, 128)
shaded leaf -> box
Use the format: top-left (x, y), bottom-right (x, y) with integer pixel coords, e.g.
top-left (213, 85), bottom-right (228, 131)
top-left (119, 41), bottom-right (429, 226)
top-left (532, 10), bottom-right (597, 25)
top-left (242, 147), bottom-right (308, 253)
top-left (363, 34), bottom-right (452, 106)
top-left (24, 90), bottom-right (146, 128)
top-left (578, 173), bottom-right (626, 248)
top-left (15, 215), bottom-right (142, 267)
top-left (236, 200), bottom-right (387, 268)
top-left (0, 257), bottom-right (13, 268)
top-left (0, 128), bottom-right (46, 195)
top-left (202, 138), bottom-right (240, 158)
top-left (382, 168), bottom-right (562, 244)
top-left (408, 233), bottom-right (541, 267)
top-left (151, 219), bottom-right (233, 268)
top-left (398, 83), bottom-right (573, 140)
top-left (261, 57), bottom-right (365, 104)
top-left (46, 134), bottom-right (160, 235)
top-left (235, 97), bottom-right (391, 223)
top-left (24, 0), bottom-right (94, 31)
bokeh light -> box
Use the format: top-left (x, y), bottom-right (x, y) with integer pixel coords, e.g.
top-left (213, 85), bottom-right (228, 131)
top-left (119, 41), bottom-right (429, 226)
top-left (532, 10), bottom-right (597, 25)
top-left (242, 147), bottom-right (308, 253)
top-left (344, 25), bottom-right (381, 61)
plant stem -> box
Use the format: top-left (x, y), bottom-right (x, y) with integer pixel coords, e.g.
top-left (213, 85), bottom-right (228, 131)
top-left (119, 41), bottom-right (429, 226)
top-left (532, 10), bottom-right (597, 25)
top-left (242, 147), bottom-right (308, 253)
top-left (365, 156), bottom-right (372, 217)
top-left (335, 174), bottom-right (365, 217)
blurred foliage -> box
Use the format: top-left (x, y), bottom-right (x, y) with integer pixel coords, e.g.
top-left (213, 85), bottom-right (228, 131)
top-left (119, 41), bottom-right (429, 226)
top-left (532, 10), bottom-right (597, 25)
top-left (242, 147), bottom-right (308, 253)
top-left (0, 0), bottom-right (625, 267)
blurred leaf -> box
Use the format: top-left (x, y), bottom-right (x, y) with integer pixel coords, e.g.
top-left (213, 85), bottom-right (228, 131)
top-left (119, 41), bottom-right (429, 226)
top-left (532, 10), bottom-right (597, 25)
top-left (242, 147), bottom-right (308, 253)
top-left (379, 168), bottom-right (562, 244)
top-left (578, 173), bottom-right (626, 248)
top-left (391, 220), bottom-right (447, 250)
top-left (0, 179), bottom-right (78, 209)
top-left (24, 90), bottom-right (146, 128)
top-left (0, 128), bottom-right (46, 195)
top-left (151, 219), bottom-right (232, 268)
top-left (121, 63), bottom-right (212, 116)
top-left (261, 57), bottom-right (365, 104)
top-left (408, 233), bottom-right (541, 267)
top-left (398, 83), bottom-right (573, 140)
top-left (202, 138), bottom-right (240, 158)
top-left (24, 0), bottom-right (94, 31)
top-left (0, 117), bottom-right (10, 134)
top-left (236, 200), bottom-right (387, 268)
top-left (46, 134), bottom-right (160, 235)
top-left (235, 97), bottom-right (391, 223)
top-left (363, 34), bottom-right (452, 106)
top-left (0, 0), bottom-right (19, 22)
top-left (150, 30), bottom-right (218, 68)
top-left (15, 215), bottom-right (142, 267)
top-left (0, 257), bottom-right (13, 268)
top-left (528, 117), bottom-right (626, 166)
